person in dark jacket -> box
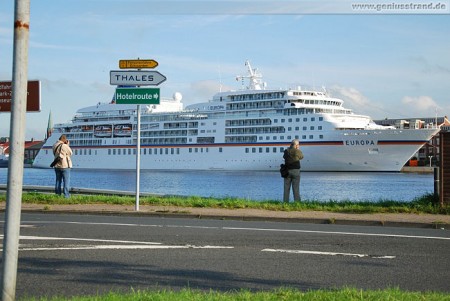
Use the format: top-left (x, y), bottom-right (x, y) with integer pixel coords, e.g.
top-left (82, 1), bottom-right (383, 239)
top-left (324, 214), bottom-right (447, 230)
top-left (283, 139), bottom-right (304, 202)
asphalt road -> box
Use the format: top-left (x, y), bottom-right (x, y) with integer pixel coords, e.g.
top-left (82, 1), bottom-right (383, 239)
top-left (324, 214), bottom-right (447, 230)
top-left (1, 213), bottom-right (449, 299)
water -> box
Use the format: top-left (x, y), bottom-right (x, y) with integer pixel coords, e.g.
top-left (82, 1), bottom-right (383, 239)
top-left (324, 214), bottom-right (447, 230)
top-left (0, 168), bottom-right (434, 202)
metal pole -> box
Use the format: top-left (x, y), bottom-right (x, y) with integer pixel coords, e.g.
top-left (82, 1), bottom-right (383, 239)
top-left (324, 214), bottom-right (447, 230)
top-left (135, 104), bottom-right (141, 211)
top-left (1, 0), bottom-right (30, 300)
top-left (434, 167), bottom-right (440, 200)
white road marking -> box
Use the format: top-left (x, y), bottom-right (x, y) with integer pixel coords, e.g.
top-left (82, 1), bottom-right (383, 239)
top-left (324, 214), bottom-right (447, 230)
top-left (224, 227), bottom-right (450, 241)
top-left (0, 234), bottom-right (233, 252)
top-left (15, 220), bottom-right (450, 241)
top-left (0, 235), bottom-right (162, 245)
top-left (17, 245), bottom-right (234, 252)
top-left (262, 248), bottom-right (396, 259)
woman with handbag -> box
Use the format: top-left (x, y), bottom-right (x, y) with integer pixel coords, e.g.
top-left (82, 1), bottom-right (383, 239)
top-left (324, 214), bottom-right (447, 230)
top-left (52, 134), bottom-right (73, 198)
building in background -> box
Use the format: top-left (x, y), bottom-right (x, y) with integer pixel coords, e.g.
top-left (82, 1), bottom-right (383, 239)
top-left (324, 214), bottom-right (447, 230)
top-left (0, 137), bottom-right (45, 167)
top-left (375, 116), bottom-right (450, 167)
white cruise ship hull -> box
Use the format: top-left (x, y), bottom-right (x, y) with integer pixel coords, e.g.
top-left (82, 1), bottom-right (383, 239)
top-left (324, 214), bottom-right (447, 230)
top-left (32, 61), bottom-right (441, 172)
top-left (33, 128), bottom-right (437, 172)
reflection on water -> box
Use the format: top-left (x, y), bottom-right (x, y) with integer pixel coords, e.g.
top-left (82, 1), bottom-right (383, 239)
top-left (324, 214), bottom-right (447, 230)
top-left (0, 168), bottom-right (434, 202)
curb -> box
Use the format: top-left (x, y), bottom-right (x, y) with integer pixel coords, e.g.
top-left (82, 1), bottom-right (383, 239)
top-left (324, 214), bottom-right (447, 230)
top-left (17, 208), bottom-right (449, 230)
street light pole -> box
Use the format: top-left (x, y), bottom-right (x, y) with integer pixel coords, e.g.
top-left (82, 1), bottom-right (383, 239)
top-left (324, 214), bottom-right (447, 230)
top-left (1, 0), bottom-right (30, 300)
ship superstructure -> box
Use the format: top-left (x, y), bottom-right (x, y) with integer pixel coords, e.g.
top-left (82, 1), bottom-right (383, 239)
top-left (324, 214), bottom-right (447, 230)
top-left (33, 61), bottom-right (440, 171)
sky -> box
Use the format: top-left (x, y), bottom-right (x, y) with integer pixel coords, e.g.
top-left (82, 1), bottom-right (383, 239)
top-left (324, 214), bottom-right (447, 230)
top-left (1, 0), bottom-right (449, 140)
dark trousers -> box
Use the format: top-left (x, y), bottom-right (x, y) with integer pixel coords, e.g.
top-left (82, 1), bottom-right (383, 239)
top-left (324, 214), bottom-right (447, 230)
top-left (283, 169), bottom-right (300, 202)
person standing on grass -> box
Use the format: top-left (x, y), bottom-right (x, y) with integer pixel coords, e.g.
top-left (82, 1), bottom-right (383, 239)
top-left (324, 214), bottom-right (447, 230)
top-left (52, 134), bottom-right (73, 198)
top-left (283, 139), bottom-right (304, 203)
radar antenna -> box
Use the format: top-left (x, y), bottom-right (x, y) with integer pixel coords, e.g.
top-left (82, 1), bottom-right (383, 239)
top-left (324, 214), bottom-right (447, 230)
top-left (235, 60), bottom-right (264, 90)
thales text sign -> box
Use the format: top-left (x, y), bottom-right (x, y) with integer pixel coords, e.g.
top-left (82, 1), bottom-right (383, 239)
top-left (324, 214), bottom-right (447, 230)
top-left (110, 70), bottom-right (166, 86)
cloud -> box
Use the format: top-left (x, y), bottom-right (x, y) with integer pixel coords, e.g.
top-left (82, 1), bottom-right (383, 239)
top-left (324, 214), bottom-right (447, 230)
top-left (328, 85), bottom-right (371, 108)
top-left (401, 96), bottom-right (441, 113)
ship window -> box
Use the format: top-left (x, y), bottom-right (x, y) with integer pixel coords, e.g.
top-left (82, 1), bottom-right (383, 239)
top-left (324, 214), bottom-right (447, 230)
top-left (309, 135), bottom-right (313, 139)
top-left (245, 148), bottom-right (249, 153)
top-left (295, 135), bottom-right (299, 139)
top-left (311, 117), bottom-right (315, 121)
top-left (113, 149), bottom-right (116, 155)
top-left (259, 148), bottom-right (263, 153)
top-left (118, 149), bottom-right (121, 155)
top-left (303, 118), bottom-right (307, 122)
top-left (319, 135), bottom-right (324, 139)
top-left (266, 136), bottom-right (270, 140)
top-left (281, 119), bottom-right (285, 122)
top-left (266, 147), bottom-right (270, 153)
top-left (134, 149), bottom-right (136, 155)
top-left (310, 126), bottom-right (314, 130)
top-left (144, 149), bottom-right (147, 155)
top-left (296, 118), bottom-right (300, 122)
top-left (288, 127), bottom-right (292, 131)
top-left (219, 147), bottom-right (223, 153)
top-left (129, 149), bottom-right (132, 155)
top-left (303, 126), bottom-right (307, 130)
top-left (252, 148), bottom-right (256, 153)
top-left (302, 135), bottom-right (306, 139)
top-left (274, 119), bottom-right (278, 123)
top-left (195, 148), bottom-right (198, 153)
top-left (108, 149), bottom-right (111, 155)
top-left (319, 117), bottom-right (323, 121)
top-left (189, 148), bottom-right (192, 153)
top-left (149, 149), bottom-right (152, 155)
top-left (171, 149), bottom-right (174, 154)
top-left (288, 118), bottom-right (292, 122)
top-left (295, 127), bottom-right (299, 130)
top-left (318, 126), bottom-right (322, 130)
top-left (273, 147), bottom-right (277, 152)
top-left (177, 148), bottom-right (180, 154)
top-left (280, 136), bottom-right (284, 139)
top-left (279, 147), bottom-right (284, 152)
top-left (287, 136), bottom-right (292, 140)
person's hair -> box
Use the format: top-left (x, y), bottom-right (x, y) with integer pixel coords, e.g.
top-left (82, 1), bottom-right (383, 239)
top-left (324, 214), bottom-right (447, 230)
top-left (291, 139), bottom-right (299, 147)
top-left (59, 135), bottom-right (67, 142)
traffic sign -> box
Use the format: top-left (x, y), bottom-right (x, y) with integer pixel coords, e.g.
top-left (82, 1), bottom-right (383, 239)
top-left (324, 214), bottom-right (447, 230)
top-left (119, 59), bottom-right (158, 69)
top-left (110, 70), bottom-right (167, 86)
top-left (115, 87), bottom-right (160, 105)
top-left (0, 80), bottom-right (41, 112)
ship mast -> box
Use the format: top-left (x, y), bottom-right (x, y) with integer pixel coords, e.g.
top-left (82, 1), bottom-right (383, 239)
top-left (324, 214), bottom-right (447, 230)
top-left (236, 60), bottom-right (264, 90)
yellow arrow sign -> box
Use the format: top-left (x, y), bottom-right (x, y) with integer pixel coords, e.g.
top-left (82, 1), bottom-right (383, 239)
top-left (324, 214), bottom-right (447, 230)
top-left (119, 59), bottom-right (158, 69)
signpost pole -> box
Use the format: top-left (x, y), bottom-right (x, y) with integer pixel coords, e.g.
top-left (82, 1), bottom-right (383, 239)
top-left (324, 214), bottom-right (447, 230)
top-left (135, 104), bottom-right (141, 211)
top-left (112, 58), bottom-right (165, 212)
top-left (1, 0), bottom-right (30, 300)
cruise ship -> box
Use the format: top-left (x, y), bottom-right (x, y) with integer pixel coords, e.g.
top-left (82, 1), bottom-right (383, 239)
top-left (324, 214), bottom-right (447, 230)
top-left (33, 61), bottom-right (440, 171)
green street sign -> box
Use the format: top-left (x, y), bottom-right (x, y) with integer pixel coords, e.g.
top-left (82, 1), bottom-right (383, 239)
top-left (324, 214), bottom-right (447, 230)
top-left (115, 88), bottom-right (160, 104)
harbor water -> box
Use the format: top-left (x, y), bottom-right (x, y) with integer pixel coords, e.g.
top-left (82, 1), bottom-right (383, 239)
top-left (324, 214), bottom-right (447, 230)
top-left (0, 168), bottom-right (434, 202)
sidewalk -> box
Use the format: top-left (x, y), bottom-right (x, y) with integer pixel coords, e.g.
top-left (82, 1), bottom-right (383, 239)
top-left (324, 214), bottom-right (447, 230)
top-left (13, 203), bottom-right (450, 229)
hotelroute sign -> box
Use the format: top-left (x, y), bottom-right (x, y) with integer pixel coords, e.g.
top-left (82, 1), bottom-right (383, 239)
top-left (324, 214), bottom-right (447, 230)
top-left (0, 80), bottom-right (41, 112)
top-left (115, 87), bottom-right (160, 105)
top-left (119, 59), bottom-right (158, 69)
top-left (110, 70), bottom-right (167, 86)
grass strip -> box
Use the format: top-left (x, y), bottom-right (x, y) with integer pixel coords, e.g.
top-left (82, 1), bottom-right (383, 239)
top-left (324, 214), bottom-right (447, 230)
top-left (22, 287), bottom-right (450, 301)
top-left (0, 192), bottom-right (447, 215)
